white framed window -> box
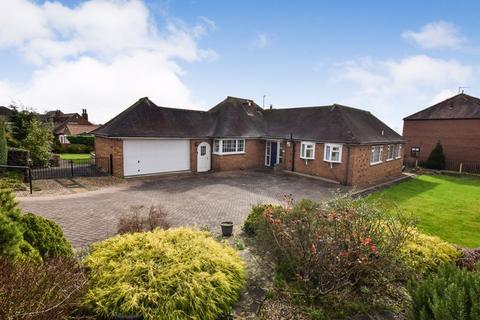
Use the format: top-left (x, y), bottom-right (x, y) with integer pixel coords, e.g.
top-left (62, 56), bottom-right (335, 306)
top-left (213, 139), bottom-right (245, 155)
top-left (370, 145), bottom-right (383, 165)
top-left (324, 143), bottom-right (342, 163)
top-left (395, 144), bottom-right (402, 159)
top-left (386, 144), bottom-right (394, 161)
top-left (300, 141), bottom-right (315, 160)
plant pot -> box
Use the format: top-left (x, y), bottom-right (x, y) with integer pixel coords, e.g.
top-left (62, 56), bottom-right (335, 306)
top-left (221, 221), bottom-right (234, 237)
top-left (115, 315), bottom-right (143, 320)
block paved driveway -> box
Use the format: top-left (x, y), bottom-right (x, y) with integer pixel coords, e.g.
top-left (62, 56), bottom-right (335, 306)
top-left (19, 170), bottom-right (348, 248)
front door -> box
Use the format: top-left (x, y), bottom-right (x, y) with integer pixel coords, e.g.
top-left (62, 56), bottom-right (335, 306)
top-left (197, 142), bottom-right (211, 172)
top-left (270, 142), bottom-right (277, 166)
top-left (265, 141), bottom-right (279, 167)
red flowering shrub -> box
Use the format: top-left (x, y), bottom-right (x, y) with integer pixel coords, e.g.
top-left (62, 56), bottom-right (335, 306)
top-left (255, 195), bottom-right (413, 303)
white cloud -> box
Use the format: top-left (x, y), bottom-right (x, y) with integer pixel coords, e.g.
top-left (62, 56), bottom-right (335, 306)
top-left (251, 32), bottom-right (271, 49)
top-left (334, 55), bottom-right (472, 131)
top-left (402, 21), bottom-right (465, 49)
top-left (0, 0), bottom-right (217, 122)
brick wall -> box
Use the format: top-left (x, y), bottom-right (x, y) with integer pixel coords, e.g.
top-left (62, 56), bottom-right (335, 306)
top-left (403, 119), bottom-right (480, 162)
top-left (211, 139), bottom-right (265, 171)
top-left (94, 136), bottom-right (123, 177)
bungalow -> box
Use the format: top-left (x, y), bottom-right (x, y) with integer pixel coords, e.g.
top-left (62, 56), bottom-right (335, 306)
top-left (93, 96), bottom-right (405, 186)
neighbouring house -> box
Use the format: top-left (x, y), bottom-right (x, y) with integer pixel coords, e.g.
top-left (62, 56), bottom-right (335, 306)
top-left (93, 96), bottom-right (405, 186)
top-left (403, 93), bottom-right (480, 167)
top-left (41, 109), bottom-right (99, 144)
top-left (0, 106), bottom-right (13, 121)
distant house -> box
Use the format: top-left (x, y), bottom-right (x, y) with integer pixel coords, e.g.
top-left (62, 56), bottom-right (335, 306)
top-left (93, 96), bottom-right (405, 186)
top-left (41, 109), bottom-right (99, 144)
top-left (403, 93), bottom-right (480, 165)
top-left (0, 106), bottom-right (13, 121)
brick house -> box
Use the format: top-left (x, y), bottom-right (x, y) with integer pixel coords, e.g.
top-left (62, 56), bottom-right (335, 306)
top-left (41, 109), bottom-right (99, 145)
top-left (93, 96), bottom-right (405, 186)
top-left (403, 93), bottom-right (480, 165)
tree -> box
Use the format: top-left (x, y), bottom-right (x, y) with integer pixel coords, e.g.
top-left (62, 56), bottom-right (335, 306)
top-left (0, 120), bottom-right (7, 165)
top-left (425, 141), bottom-right (446, 170)
top-left (9, 106), bottom-right (37, 143)
top-left (22, 118), bottom-right (54, 167)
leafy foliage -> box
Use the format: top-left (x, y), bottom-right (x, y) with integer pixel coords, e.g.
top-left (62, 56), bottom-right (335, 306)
top-left (9, 106), bottom-right (37, 142)
top-left (22, 213), bottom-right (73, 259)
top-left (425, 141), bottom-right (446, 170)
top-left (456, 248), bottom-right (480, 271)
top-left (66, 135), bottom-right (95, 147)
top-left (400, 229), bottom-right (459, 276)
top-left (22, 118), bottom-right (54, 167)
top-left (0, 120), bottom-right (7, 165)
top-left (408, 264), bottom-right (480, 320)
top-left (84, 228), bottom-right (245, 320)
top-left (248, 195), bottom-right (413, 311)
top-left (243, 204), bottom-right (275, 235)
top-left (0, 257), bottom-right (86, 320)
top-left (0, 171), bottom-right (26, 191)
top-left (65, 143), bottom-right (92, 154)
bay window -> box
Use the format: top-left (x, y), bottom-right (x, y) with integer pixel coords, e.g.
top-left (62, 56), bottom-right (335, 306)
top-left (386, 144), bottom-right (394, 161)
top-left (370, 145), bottom-right (383, 165)
top-left (213, 139), bottom-right (245, 154)
top-left (395, 144), bottom-right (402, 159)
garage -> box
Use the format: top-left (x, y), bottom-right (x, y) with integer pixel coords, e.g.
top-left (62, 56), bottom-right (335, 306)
top-left (123, 139), bottom-right (190, 176)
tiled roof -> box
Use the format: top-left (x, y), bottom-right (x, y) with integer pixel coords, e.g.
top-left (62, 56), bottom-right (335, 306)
top-left (404, 93), bottom-right (480, 120)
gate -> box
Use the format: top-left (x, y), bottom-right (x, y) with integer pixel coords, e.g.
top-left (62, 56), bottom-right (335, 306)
top-left (31, 157), bottom-right (111, 180)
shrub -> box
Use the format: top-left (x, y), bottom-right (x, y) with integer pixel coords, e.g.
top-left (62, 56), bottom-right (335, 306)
top-left (0, 257), bottom-right (86, 320)
top-left (22, 118), bottom-right (54, 167)
top-left (243, 204), bottom-right (274, 235)
top-left (22, 213), bottom-right (73, 259)
top-left (65, 143), bottom-right (91, 154)
top-left (0, 120), bottom-right (7, 165)
top-left (84, 228), bottom-right (245, 320)
top-left (117, 205), bottom-right (170, 234)
top-left (408, 263), bottom-right (480, 319)
top-left (0, 171), bottom-right (26, 191)
top-left (7, 147), bottom-right (29, 166)
top-left (425, 141), bottom-right (446, 170)
top-left (456, 247), bottom-right (480, 271)
top-left (67, 135), bottom-right (95, 147)
top-left (252, 195), bottom-right (413, 306)
top-left (400, 230), bottom-right (459, 276)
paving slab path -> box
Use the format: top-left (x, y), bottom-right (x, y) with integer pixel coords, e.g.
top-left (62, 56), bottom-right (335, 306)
top-left (18, 170), bottom-right (347, 248)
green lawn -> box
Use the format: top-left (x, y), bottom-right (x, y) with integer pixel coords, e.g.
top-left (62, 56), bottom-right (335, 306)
top-left (369, 174), bottom-right (480, 248)
top-left (58, 153), bottom-right (91, 160)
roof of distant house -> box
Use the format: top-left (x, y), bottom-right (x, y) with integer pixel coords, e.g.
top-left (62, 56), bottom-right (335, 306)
top-left (93, 96), bottom-right (404, 144)
top-left (62, 124), bottom-right (100, 135)
top-left (404, 93), bottom-right (480, 120)
top-left (0, 106), bottom-right (13, 117)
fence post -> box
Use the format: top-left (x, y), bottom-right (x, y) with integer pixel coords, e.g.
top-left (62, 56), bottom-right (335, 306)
top-left (28, 168), bottom-right (32, 194)
top-left (70, 160), bottom-right (74, 177)
top-left (459, 162), bottom-right (463, 173)
top-left (415, 159), bottom-right (418, 168)
top-left (109, 154), bottom-right (113, 175)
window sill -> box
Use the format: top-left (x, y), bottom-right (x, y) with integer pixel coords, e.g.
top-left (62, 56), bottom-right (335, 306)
top-left (324, 160), bottom-right (341, 164)
top-left (395, 157), bottom-right (402, 160)
top-left (213, 152), bottom-right (246, 156)
top-left (300, 157), bottom-right (315, 160)
top-left (386, 158), bottom-right (394, 162)
top-left (370, 161), bottom-right (383, 166)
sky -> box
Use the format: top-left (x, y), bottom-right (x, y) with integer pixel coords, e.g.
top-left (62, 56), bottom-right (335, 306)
top-left (1, 0), bottom-right (480, 132)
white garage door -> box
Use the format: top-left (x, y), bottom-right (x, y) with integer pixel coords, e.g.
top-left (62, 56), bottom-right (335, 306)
top-left (123, 139), bottom-right (190, 176)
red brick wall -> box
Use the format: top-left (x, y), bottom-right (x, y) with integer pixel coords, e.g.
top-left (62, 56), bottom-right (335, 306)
top-left (403, 119), bottom-right (480, 162)
top-left (211, 139), bottom-right (265, 171)
top-left (94, 136), bottom-right (123, 177)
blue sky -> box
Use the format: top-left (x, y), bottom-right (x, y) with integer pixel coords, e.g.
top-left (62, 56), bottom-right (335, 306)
top-left (1, 0), bottom-right (480, 131)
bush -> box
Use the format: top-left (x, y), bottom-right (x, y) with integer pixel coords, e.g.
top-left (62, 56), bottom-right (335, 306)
top-left (65, 143), bottom-right (91, 154)
top-left (22, 213), bottom-right (73, 259)
top-left (0, 257), bottom-right (86, 320)
top-left (67, 135), bottom-right (95, 147)
top-left (250, 195), bottom-right (413, 309)
top-left (408, 263), bottom-right (480, 319)
top-left (456, 247), bottom-right (480, 271)
top-left (243, 204), bottom-right (275, 235)
top-left (400, 230), bottom-right (459, 276)
top-left (0, 120), bottom-right (7, 165)
top-left (84, 228), bottom-right (245, 320)
top-left (117, 205), bottom-right (170, 234)
top-left (7, 147), bottom-right (29, 166)
top-left (425, 141), bottom-right (446, 170)
top-left (22, 118), bottom-right (54, 167)
top-left (0, 171), bottom-right (26, 191)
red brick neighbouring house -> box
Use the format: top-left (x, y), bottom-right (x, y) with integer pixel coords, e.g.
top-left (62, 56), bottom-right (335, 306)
top-left (403, 93), bottom-right (480, 167)
top-left (41, 109), bottom-right (99, 145)
top-left (93, 96), bottom-right (405, 187)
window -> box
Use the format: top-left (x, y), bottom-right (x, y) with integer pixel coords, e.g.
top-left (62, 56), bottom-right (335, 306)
top-left (213, 139), bottom-right (245, 154)
top-left (279, 143), bottom-right (284, 164)
top-left (410, 146), bottom-right (420, 158)
top-left (370, 145), bottom-right (383, 165)
top-left (324, 143), bottom-right (342, 163)
top-left (395, 144), bottom-right (402, 159)
top-left (300, 141), bottom-right (315, 160)
top-left (386, 144), bottom-right (394, 161)
top-left (200, 145), bottom-right (207, 156)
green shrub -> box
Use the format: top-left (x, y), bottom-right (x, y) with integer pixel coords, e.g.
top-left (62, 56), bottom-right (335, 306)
top-left (0, 120), bottom-right (7, 165)
top-left (22, 213), bottom-right (73, 259)
top-left (84, 227), bottom-right (246, 320)
top-left (65, 143), bottom-right (91, 154)
top-left (66, 135), bottom-right (95, 147)
top-left (425, 141), bottom-right (446, 170)
top-left (408, 263), bottom-right (480, 319)
top-left (243, 204), bottom-right (272, 235)
top-left (0, 171), bottom-right (26, 191)
top-left (400, 229), bottom-right (459, 276)
top-left (251, 195), bottom-right (413, 314)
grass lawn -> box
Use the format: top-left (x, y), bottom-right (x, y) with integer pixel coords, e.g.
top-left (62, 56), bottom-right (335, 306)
top-left (58, 153), bottom-right (91, 160)
top-left (369, 174), bottom-right (480, 248)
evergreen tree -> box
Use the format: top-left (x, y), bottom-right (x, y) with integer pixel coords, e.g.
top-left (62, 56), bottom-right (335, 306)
top-left (425, 141), bottom-right (446, 170)
top-left (0, 120), bottom-right (7, 165)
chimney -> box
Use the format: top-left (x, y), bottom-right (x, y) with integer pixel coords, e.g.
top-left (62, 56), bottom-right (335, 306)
top-left (269, 104), bottom-right (273, 110)
top-left (82, 109), bottom-right (88, 121)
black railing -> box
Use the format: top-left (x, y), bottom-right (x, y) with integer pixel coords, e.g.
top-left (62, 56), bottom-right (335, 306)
top-left (404, 158), bottom-right (480, 174)
top-left (31, 157), bottom-right (111, 180)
